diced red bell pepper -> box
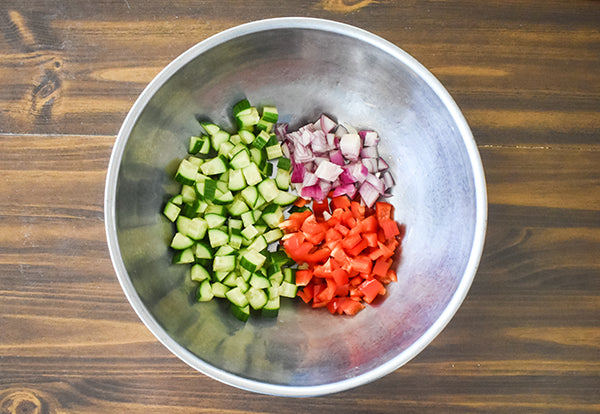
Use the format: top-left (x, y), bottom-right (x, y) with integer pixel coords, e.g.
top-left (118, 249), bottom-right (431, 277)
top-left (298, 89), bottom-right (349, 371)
top-left (295, 269), bottom-right (313, 286)
top-left (358, 279), bottom-right (386, 303)
top-left (331, 195), bottom-right (351, 210)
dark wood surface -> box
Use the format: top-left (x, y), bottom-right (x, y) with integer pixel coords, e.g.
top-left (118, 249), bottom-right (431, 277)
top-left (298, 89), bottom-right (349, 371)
top-left (1, 1), bottom-right (598, 412)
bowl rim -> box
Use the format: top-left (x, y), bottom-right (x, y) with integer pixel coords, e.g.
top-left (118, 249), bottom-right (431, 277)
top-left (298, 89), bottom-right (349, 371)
top-left (104, 16), bottom-right (488, 397)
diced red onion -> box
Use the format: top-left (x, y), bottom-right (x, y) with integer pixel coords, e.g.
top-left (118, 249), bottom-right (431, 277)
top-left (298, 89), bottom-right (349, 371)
top-left (303, 171), bottom-right (318, 187)
top-left (382, 171), bottom-right (395, 190)
top-left (290, 163), bottom-right (305, 183)
top-left (362, 158), bottom-right (379, 173)
top-left (314, 160), bottom-right (343, 182)
top-left (378, 157), bottom-right (389, 171)
top-left (301, 184), bottom-right (325, 201)
top-left (329, 150), bottom-right (345, 166)
top-left (281, 114), bottom-right (394, 206)
top-left (339, 133), bottom-right (361, 162)
top-left (360, 130), bottom-right (379, 147)
top-left (339, 167), bottom-right (356, 185)
top-left (281, 141), bottom-right (291, 158)
top-left (348, 162), bottom-right (369, 183)
top-left (365, 173), bottom-right (385, 194)
top-left (358, 181), bottom-right (380, 208)
top-left (320, 114), bottom-right (337, 134)
top-left (275, 123), bottom-right (288, 139)
top-left (293, 142), bottom-right (314, 163)
top-left (332, 183), bottom-right (358, 199)
top-left (310, 130), bottom-right (329, 154)
top-left (360, 146), bottom-right (379, 159)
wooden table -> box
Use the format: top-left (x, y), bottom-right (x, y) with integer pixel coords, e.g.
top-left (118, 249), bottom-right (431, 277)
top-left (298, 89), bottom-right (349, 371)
top-left (1, 1), bottom-right (598, 412)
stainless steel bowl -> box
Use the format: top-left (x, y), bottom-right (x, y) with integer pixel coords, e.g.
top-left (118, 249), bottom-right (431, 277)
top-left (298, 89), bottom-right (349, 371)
top-left (105, 17), bottom-right (487, 397)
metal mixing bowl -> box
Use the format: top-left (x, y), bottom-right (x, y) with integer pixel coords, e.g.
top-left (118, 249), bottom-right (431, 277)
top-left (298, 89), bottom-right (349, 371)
top-left (104, 17), bottom-right (487, 397)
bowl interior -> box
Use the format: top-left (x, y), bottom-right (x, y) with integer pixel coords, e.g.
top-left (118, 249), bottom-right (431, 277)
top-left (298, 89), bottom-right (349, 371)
top-left (108, 18), bottom-right (486, 396)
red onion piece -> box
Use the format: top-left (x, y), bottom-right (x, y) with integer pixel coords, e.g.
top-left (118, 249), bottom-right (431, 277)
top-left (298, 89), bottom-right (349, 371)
top-left (290, 163), bottom-right (305, 183)
top-left (360, 146), bottom-right (379, 159)
top-left (378, 157), bottom-right (390, 171)
top-left (362, 158), bottom-right (379, 173)
top-left (361, 130), bottom-right (379, 147)
top-left (320, 114), bottom-right (338, 134)
top-left (339, 133), bottom-right (361, 162)
top-left (329, 150), bottom-right (345, 166)
top-left (303, 171), bottom-right (318, 187)
top-left (314, 160), bottom-right (343, 182)
top-left (358, 181), bottom-right (380, 208)
top-left (301, 184), bottom-right (325, 201)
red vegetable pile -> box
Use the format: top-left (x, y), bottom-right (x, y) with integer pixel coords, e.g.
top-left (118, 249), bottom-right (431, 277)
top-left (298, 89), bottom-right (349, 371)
top-left (280, 196), bottom-right (405, 315)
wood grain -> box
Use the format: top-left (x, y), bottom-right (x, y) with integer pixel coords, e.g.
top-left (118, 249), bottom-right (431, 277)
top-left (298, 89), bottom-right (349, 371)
top-left (1, 0), bottom-right (599, 413)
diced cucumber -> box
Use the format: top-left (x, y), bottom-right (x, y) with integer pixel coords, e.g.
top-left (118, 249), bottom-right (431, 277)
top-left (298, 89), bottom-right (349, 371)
top-left (271, 189), bottom-right (298, 206)
top-left (228, 169), bottom-right (246, 192)
top-left (215, 245), bottom-right (235, 256)
top-left (231, 304), bottom-right (251, 322)
top-left (200, 155), bottom-right (228, 176)
top-left (211, 282), bottom-right (230, 298)
top-left (193, 242), bottom-right (213, 260)
top-left (218, 141), bottom-right (235, 158)
top-left (249, 273), bottom-right (271, 290)
top-left (242, 163), bottom-right (263, 186)
top-left (264, 228), bottom-right (284, 244)
top-left (205, 213), bottom-right (227, 229)
top-left (165, 99), bottom-right (302, 322)
top-left (229, 228), bottom-right (243, 250)
top-left (279, 281), bottom-right (298, 298)
top-left (211, 130), bottom-right (230, 151)
top-left (261, 106), bottom-right (278, 123)
top-left (207, 228), bottom-right (229, 248)
top-left (238, 129), bottom-right (255, 145)
top-left (241, 224), bottom-right (259, 241)
top-left (176, 216), bottom-right (208, 240)
top-left (190, 263), bottom-right (211, 282)
top-left (163, 202), bottom-right (181, 222)
top-left (252, 130), bottom-right (270, 149)
top-left (261, 204), bottom-right (284, 228)
top-left (171, 232), bottom-right (194, 250)
top-left (266, 143), bottom-right (283, 160)
top-left (277, 157), bottom-right (292, 171)
top-left (232, 98), bottom-right (251, 116)
top-left (239, 250), bottom-right (266, 273)
top-left (180, 185), bottom-right (196, 205)
top-left (213, 255), bottom-right (236, 272)
top-left (261, 295), bottom-right (280, 317)
top-left (236, 107), bottom-right (260, 130)
top-left (275, 168), bottom-right (290, 190)
top-left (230, 148), bottom-right (251, 170)
top-left (175, 159), bottom-right (199, 185)
top-left (240, 185), bottom-right (259, 207)
top-left (189, 136), bottom-right (205, 154)
top-left (257, 178), bottom-right (279, 203)
top-left (226, 286), bottom-right (249, 308)
top-left (236, 276), bottom-right (250, 293)
top-left (222, 271), bottom-right (238, 287)
top-left (199, 121), bottom-right (220, 135)
top-left (283, 268), bottom-right (295, 284)
top-left (214, 189), bottom-right (234, 205)
top-left (269, 271), bottom-right (284, 287)
top-left (196, 280), bottom-right (214, 302)
top-left (173, 247), bottom-right (195, 264)
top-left (246, 287), bottom-right (268, 310)
top-left (226, 196), bottom-right (250, 216)
top-left (247, 235), bottom-right (267, 253)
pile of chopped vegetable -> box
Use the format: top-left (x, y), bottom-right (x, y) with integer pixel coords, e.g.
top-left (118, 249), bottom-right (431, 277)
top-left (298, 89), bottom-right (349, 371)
top-left (280, 197), bottom-right (403, 315)
top-left (163, 98), bottom-right (404, 321)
